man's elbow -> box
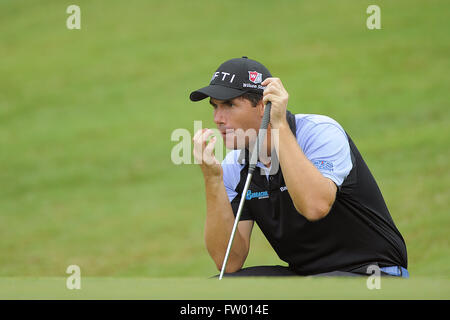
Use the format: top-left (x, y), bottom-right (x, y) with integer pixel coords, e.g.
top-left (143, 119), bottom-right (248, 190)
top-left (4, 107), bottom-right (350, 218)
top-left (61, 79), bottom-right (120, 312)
top-left (215, 260), bottom-right (243, 274)
top-left (294, 201), bottom-right (333, 222)
top-left (206, 239), bottom-right (248, 274)
top-left (211, 249), bottom-right (247, 274)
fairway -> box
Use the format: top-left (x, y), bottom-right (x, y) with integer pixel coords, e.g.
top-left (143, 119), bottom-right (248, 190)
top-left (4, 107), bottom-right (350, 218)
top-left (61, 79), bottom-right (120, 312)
top-left (1, 277), bottom-right (449, 300)
top-left (0, 0), bottom-right (449, 300)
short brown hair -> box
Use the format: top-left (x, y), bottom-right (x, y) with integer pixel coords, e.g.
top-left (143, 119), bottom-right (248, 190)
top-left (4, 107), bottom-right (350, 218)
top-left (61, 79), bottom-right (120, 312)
top-left (239, 92), bottom-right (263, 107)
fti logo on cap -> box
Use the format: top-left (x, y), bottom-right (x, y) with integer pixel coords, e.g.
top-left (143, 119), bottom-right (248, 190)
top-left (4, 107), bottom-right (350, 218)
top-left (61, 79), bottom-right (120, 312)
top-left (211, 71), bottom-right (236, 83)
top-left (248, 71), bottom-right (262, 84)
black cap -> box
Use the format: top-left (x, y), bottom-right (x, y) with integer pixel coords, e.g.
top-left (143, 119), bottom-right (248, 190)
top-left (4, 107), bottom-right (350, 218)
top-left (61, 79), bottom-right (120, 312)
top-left (190, 56), bottom-right (272, 102)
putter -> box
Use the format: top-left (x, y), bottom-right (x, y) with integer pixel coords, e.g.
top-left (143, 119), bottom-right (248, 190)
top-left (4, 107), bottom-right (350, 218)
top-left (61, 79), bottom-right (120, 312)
top-left (219, 101), bottom-right (272, 280)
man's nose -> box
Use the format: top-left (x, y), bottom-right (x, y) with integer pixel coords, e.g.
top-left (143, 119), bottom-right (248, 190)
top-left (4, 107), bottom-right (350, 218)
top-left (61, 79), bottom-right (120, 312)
top-left (214, 108), bottom-right (226, 125)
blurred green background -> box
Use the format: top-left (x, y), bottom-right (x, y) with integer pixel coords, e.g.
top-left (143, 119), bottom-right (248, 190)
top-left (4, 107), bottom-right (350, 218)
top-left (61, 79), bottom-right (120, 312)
top-left (0, 0), bottom-right (448, 282)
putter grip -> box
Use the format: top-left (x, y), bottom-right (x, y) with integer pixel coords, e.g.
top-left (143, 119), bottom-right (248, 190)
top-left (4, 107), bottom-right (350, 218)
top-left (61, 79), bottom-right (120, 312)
top-left (248, 102), bottom-right (271, 174)
top-left (260, 101), bottom-right (272, 131)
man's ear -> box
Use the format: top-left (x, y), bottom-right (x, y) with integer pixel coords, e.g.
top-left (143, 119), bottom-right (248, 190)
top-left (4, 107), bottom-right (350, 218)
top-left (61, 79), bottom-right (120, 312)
top-left (257, 100), bottom-right (265, 118)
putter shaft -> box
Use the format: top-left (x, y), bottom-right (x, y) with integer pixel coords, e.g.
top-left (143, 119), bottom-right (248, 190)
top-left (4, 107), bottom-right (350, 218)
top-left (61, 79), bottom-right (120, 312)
top-left (219, 173), bottom-right (253, 280)
top-left (218, 102), bottom-right (271, 280)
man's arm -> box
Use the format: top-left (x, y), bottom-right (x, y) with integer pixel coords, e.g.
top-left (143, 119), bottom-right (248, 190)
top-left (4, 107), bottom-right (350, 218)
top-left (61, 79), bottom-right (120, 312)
top-left (276, 124), bottom-right (337, 221)
top-left (193, 129), bottom-right (253, 272)
top-left (261, 78), bottom-right (337, 221)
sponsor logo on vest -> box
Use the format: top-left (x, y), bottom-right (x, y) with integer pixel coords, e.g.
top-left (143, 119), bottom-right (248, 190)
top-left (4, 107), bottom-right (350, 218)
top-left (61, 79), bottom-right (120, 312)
top-left (246, 190), bottom-right (269, 200)
top-left (280, 186), bottom-right (288, 192)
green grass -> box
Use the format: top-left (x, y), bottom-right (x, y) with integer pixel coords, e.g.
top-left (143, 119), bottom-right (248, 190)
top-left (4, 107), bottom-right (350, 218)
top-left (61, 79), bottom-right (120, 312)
top-left (0, 0), bottom-right (449, 298)
top-left (0, 277), bottom-right (449, 300)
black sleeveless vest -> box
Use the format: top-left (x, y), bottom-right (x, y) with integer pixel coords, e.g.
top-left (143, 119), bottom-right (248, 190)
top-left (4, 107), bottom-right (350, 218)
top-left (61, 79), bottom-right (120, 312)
top-left (232, 110), bottom-right (407, 275)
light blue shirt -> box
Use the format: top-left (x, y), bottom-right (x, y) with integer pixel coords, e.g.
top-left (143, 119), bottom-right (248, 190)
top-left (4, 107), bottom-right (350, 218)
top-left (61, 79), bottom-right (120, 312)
top-left (293, 114), bottom-right (352, 187)
top-left (222, 114), bottom-right (353, 203)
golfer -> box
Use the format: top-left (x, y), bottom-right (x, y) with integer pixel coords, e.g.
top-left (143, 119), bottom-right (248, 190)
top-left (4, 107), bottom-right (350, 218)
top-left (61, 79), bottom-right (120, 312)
top-left (190, 57), bottom-right (408, 277)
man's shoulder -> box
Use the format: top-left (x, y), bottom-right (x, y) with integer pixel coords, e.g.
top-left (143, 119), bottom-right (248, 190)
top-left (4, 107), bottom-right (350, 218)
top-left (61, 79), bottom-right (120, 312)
top-left (293, 113), bottom-right (347, 137)
top-left (221, 150), bottom-right (245, 187)
top-left (221, 149), bottom-right (242, 165)
top-left (221, 149), bottom-right (245, 173)
top-left (294, 113), bottom-right (343, 128)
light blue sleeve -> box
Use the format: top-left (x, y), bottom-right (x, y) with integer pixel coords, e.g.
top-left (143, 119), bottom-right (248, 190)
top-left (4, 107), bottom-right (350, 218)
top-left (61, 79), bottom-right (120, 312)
top-left (296, 116), bottom-right (353, 187)
top-left (221, 150), bottom-right (241, 202)
top-left (221, 150), bottom-right (254, 220)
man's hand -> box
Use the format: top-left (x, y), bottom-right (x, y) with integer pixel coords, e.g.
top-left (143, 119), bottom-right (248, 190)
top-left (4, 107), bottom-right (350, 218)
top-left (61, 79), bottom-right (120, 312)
top-left (193, 128), bottom-right (252, 272)
top-left (261, 77), bottom-right (289, 129)
top-left (192, 128), bottom-right (223, 179)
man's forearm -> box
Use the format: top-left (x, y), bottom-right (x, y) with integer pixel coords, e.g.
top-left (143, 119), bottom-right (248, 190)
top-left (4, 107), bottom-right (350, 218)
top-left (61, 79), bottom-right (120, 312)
top-left (203, 175), bottom-right (248, 271)
top-left (275, 123), bottom-right (336, 221)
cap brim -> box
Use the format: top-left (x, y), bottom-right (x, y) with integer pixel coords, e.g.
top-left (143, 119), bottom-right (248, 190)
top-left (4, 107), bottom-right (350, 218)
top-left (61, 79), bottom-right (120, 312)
top-left (190, 85), bottom-right (247, 102)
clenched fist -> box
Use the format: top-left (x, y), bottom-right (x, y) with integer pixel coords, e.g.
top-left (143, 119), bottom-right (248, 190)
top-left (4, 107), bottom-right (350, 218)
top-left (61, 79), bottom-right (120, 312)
top-left (192, 128), bottom-right (223, 179)
top-left (261, 77), bottom-right (289, 129)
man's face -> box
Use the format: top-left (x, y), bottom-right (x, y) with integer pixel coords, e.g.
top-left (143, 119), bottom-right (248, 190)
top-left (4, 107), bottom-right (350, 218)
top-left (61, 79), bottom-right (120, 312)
top-left (210, 96), bottom-right (263, 150)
